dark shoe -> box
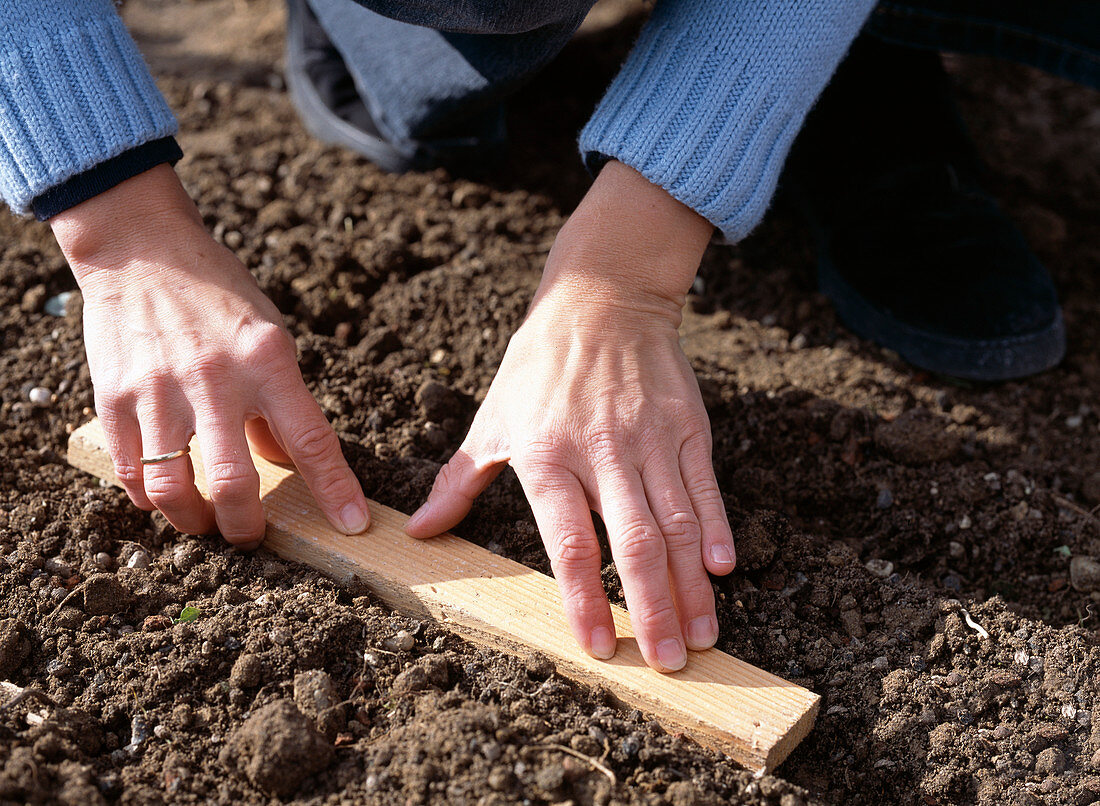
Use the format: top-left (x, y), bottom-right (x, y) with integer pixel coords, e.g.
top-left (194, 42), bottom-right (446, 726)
top-left (785, 38), bottom-right (1065, 381)
top-left (284, 0), bottom-right (505, 173)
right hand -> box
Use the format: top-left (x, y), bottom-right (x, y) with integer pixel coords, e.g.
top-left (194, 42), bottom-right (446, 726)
top-left (50, 164), bottom-right (370, 547)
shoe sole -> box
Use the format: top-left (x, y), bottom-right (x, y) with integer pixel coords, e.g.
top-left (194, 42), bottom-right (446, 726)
top-left (284, 0), bottom-right (420, 173)
top-left (285, 0), bottom-right (507, 174)
top-left (818, 254), bottom-right (1066, 382)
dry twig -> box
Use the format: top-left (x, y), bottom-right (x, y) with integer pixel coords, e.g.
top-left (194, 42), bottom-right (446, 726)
top-left (534, 743), bottom-right (617, 786)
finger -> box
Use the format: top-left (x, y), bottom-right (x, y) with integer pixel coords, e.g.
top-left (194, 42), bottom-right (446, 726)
top-left (265, 385), bottom-right (370, 535)
top-left (97, 398), bottom-right (154, 511)
top-left (245, 417), bottom-right (292, 464)
top-left (516, 463), bottom-right (616, 660)
top-left (196, 417), bottom-right (266, 549)
top-left (405, 444), bottom-right (505, 538)
top-left (137, 405), bottom-right (215, 536)
top-left (680, 435), bottom-right (736, 576)
top-left (643, 459), bottom-right (717, 651)
top-left (596, 468), bottom-right (686, 673)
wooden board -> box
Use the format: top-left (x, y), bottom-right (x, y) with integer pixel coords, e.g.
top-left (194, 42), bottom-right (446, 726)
top-left (67, 418), bottom-right (819, 771)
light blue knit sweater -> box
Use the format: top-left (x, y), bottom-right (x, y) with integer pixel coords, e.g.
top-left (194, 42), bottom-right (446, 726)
top-left (0, 0), bottom-right (874, 240)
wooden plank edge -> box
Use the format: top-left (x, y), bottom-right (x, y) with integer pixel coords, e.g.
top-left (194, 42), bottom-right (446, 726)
top-left (67, 419), bottom-right (819, 771)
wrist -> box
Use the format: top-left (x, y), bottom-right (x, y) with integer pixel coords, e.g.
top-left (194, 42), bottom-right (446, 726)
top-left (537, 161), bottom-right (713, 320)
top-left (50, 164), bottom-right (205, 292)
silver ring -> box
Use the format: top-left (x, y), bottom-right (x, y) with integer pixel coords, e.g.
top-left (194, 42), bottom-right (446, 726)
top-left (140, 446), bottom-right (191, 465)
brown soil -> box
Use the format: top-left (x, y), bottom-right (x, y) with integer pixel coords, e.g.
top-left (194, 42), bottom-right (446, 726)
top-left (3, 2), bottom-right (1100, 804)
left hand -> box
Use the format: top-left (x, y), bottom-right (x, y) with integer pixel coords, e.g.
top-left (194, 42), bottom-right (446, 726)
top-left (404, 162), bottom-right (736, 672)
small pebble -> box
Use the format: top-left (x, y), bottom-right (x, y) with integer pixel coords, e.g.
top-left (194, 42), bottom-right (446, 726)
top-left (94, 552), bottom-right (113, 569)
top-left (948, 541), bottom-right (965, 559)
top-left (127, 551), bottom-right (151, 570)
top-left (1070, 556), bottom-right (1100, 593)
top-left (44, 557), bottom-right (72, 577)
top-left (28, 387), bottom-right (52, 407)
top-left (383, 630), bottom-right (415, 652)
top-left (865, 559), bottom-right (894, 578)
top-left (876, 489), bottom-right (894, 509)
top-left (125, 714), bottom-right (149, 754)
top-left (43, 291), bottom-right (75, 317)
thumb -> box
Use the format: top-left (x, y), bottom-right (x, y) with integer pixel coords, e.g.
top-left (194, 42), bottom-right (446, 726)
top-left (405, 439), bottom-right (507, 538)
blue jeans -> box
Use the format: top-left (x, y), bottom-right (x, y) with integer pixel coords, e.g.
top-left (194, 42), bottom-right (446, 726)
top-left (308, 0), bottom-right (1100, 150)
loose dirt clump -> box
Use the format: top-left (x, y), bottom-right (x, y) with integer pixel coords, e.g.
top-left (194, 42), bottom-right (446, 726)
top-left (1, 1), bottom-right (1099, 804)
top-left (220, 699), bottom-right (335, 797)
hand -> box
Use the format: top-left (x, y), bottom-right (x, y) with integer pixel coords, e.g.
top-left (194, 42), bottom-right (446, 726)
top-left (51, 165), bottom-right (370, 547)
top-left (405, 162), bottom-right (735, 672)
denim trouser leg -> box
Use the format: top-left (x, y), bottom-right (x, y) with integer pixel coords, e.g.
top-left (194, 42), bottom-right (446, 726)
top-left (306, 0), bottom-right (1099, 157)
top-left (305, 0), bottom-right (594, 149)
top-left (867, 0), bottom-right (1100, 89)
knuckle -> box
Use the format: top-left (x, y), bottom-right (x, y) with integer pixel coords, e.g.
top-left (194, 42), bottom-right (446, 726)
top-left (520, 436), bottom-right (571, 469)
top-left (582, 425), bottom-right (626, 459)
top-left (551, 532), bottom-right (601, 571)
top-left (658, 511), bottom-right (701, 550)
top-left (433, 461), bottom-right (464, 495)
top-left (94, 390), bottom-right (128, 416)
top-left (113, 460), bottom-right (144, 488)
top-left (614, 522), bottom-right (663, 564)
top-left (144, 474), bottom-right (191, 510)
top-left (180, 351), bottom-right (233, 385)
top-left (207, 461), bottom-right (259, 505)
top-left (245, 324), bottom-right (295, 371)
top-left (290, 421), bottom-right (340, 465)
top-left (681, 426), bottom-right (714, 459)
top-left (634, 602), bottom-right (680, 635)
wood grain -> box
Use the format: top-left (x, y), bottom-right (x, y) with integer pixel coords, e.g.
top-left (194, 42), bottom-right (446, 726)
top-left (68, 417), bottom-right (819, 771)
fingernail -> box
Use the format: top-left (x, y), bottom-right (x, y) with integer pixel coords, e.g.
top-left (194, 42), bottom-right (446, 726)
top-left (339, 502), bottom-right (370, 534)
top-left (686, 615), bottom-right (718, 650)
top-left (656, 638), bottom-right (686, 671)
top-left (405, 501), bottom-right (431, 533)
top-left (590, 626), bottom-right (616, 659)
top-left (710, 544), bottom-right (736, 567)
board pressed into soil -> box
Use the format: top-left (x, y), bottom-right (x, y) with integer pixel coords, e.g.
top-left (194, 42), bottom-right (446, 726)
top-left (2, 1), bottom-right (1100, 804)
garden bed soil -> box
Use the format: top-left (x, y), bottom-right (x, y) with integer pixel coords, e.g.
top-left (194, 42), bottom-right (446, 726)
top-left (2, 1), bottom-right (1100, 804)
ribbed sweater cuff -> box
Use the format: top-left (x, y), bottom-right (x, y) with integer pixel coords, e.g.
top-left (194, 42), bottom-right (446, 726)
top-left (0, 0), bottom-right (178, 215)
top-left (31, 136), bottom-right (182, 220)
top-left (579, 0), bottom-right (876, 243)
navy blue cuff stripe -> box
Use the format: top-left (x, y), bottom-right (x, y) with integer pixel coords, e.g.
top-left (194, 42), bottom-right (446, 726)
top-left (32, 137), bottom-right (184, 221)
